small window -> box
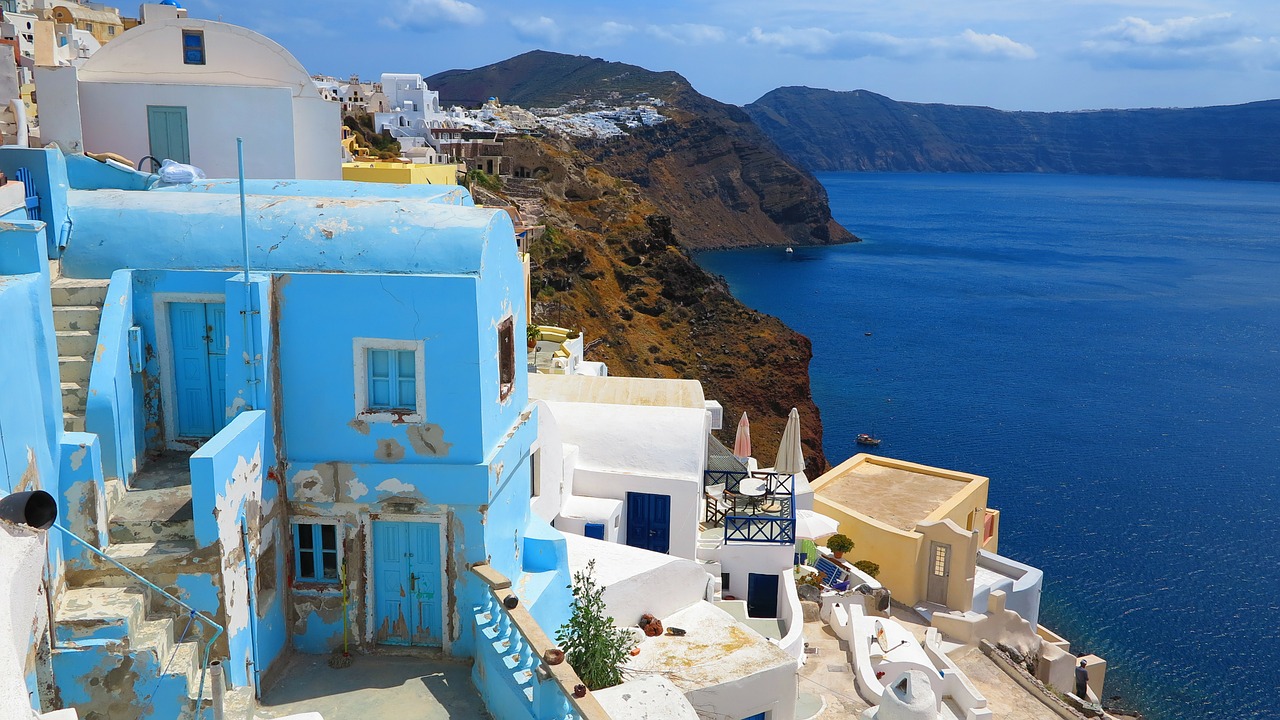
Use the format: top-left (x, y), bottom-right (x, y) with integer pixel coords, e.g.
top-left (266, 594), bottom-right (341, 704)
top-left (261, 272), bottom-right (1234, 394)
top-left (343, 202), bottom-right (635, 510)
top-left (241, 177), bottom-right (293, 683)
top-left (182, 29), bottom-right (205, 65)
top-left (108, 26), bottom-right (115, 35)
top-left (256, 539), bottom-right (277, 599)
top-left (498, 316), bottom-right (515, 400)
top-left (354, 338), bottom-right (425, 422)
top-left (293, 523), bottom-right (339, 583)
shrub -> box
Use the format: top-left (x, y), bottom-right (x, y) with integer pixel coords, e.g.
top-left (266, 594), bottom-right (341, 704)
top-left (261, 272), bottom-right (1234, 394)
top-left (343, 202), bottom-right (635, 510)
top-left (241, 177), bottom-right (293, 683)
top-left (853, 559), bottom-right (881, 578)
top-left (556, 560), bottom-right (631, 691)
top-left (825, 534), bottom-right (854, 554)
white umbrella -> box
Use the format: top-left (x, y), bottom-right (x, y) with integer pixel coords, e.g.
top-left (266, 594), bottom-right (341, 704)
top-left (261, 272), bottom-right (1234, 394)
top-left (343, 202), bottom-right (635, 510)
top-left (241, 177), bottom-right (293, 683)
top-left (795, 509), bottom-right (840, 540)
top-left (774, 407), bottom-right (806, 475)
top-left (733, 412), bottom-right (751, 459)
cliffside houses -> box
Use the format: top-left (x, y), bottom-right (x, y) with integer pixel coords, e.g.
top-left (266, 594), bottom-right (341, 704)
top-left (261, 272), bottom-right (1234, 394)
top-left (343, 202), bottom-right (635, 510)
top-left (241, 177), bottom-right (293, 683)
top-left (0, 9), bottom-right (1113, 720)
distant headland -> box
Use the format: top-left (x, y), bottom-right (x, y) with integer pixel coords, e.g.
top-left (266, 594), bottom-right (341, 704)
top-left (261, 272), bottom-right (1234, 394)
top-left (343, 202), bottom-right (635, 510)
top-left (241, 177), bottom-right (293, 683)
top-left (746, 86), bottom-right (1280, 182)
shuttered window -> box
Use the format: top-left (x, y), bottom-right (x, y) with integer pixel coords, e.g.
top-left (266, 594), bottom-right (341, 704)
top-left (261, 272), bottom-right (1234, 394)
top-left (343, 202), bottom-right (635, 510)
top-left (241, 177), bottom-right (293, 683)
top-left (367, 348), bottom-right (417, 411)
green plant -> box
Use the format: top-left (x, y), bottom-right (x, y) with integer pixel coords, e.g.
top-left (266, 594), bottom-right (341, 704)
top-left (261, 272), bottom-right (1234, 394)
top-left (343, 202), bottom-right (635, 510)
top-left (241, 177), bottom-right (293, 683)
top-left (527, 323), bottom-right (542, 345)
top-left (853, 559), bottom-right (880, 578)
top-left (556, 560), bottom-right (631, 691)
top-left (466, 168), bottom-right (502, 192)
top-left (826, 534), bottom-right (854, 554)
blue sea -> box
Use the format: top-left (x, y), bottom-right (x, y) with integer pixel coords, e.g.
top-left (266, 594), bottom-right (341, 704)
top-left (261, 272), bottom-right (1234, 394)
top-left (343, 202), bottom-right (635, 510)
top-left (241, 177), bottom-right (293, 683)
top-left (698, 173), bottom-right (1280, 720)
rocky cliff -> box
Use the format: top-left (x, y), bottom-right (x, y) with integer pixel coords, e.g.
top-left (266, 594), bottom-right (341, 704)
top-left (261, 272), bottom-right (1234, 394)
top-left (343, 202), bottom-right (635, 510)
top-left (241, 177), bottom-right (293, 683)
top-left (502, 136), bottom-right (829, 473)
top-left (746, 86), bottom-right (1280, 181)
top-left (427, 51), bottom-right (854, 250)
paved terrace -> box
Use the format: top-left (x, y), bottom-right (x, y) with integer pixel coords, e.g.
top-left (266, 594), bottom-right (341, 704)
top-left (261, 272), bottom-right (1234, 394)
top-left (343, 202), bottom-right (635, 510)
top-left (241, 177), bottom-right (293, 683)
top-left (816, 457), bottom-right (979, 531)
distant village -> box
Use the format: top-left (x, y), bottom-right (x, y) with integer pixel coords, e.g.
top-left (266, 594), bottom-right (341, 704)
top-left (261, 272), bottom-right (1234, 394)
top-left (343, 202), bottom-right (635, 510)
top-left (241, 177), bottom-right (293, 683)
top-left (0, 3), bottom-right (1123, 720)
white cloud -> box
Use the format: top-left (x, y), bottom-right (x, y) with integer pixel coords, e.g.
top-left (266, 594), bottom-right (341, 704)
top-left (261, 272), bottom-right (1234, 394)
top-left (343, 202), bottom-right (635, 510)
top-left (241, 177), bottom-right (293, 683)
top-left (648, 23), bottom-right (727, 45)
top-left (382, 0), bottom-right (484, 32)
top-left (510, 15), bottom-right (560, 44)
top-left (595, 21), bottom-right (636, 46)
top-left (1079, 13), bottom-right (1278, 68)
top-left (745, 26), bottom-right (1036, 62)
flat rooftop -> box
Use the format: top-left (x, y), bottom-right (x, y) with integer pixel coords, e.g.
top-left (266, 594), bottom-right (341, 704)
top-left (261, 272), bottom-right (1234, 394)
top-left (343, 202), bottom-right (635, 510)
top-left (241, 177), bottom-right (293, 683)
top-left (623, 602), bottom-right (793, 690)
top-left (813, 454), bottom-right (985, 532)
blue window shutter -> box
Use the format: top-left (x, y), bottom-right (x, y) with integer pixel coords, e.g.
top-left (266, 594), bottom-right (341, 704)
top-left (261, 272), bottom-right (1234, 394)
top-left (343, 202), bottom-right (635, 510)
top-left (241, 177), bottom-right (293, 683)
top-left (368, 349), bottom-right (391, 408)
top-left (584, 523), bottom-right (605, 540)
top-left (395, 350), bottom-right (415, 408)
top-left (295, 524), bottom-right (315, 581)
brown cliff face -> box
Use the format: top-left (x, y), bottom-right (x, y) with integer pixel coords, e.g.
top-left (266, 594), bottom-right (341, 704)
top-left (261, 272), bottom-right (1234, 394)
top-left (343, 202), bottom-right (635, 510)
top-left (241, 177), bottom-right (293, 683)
top-left (507, 137), bottom-right (829, 473)
top-left (427, 51), bottom-right (856, 251)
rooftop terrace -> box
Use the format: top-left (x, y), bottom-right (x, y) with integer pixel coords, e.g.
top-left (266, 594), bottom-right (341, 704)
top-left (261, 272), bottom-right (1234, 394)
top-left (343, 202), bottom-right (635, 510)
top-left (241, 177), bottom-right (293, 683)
top-left (813, 454), bottom-right (986, 531)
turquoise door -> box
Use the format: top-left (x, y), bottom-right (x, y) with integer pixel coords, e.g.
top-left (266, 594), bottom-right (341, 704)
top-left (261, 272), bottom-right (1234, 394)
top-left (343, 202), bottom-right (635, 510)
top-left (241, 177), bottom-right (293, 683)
top-left (147, 105), bottom-right (190, 164)
top-left (374, 521), bottom-right (442, 646)
top-left (169, 302), bottom-right (226, 439)
top-left (626, 492), bottom-right (671, 554)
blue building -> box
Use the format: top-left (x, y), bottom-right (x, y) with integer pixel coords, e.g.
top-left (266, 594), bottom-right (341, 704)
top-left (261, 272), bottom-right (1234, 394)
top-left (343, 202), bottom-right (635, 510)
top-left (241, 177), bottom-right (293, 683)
top-left (0, 147), bottom-right (595, 720)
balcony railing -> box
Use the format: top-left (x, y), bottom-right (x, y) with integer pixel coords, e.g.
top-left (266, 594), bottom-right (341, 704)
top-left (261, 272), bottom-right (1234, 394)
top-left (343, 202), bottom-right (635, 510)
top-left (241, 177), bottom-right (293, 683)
top-left (471, 564), bottom-right (610, 720)
top-left (705, 470), bottom-right (797, 546)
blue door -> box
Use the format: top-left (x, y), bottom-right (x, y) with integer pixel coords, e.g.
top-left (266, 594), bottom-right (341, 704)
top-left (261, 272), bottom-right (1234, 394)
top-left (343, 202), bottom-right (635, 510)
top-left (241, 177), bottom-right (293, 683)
top-left (169, 302), bottom-right (227, 439)
top-left (747, 573), bottom-right (779, 618)
top-left (626, 492), bottom-right (670, 554)
top-left (374, 521), bottom-right (442, 646)
top-left (584, 522), bottom-right (605, 540)
top-left (147, 105), bottom-right (190, 165)
top-left (742, 714), bottom-right (767, 720)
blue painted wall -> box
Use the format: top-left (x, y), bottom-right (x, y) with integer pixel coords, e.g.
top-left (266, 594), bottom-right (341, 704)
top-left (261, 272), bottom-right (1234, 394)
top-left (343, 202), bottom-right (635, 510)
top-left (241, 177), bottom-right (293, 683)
top-left (0, 147), bottom-right (71, 256)
top-left (152, 178), bottom-right (474, 206)
top-left (87, 270), bottom-right (143, 482)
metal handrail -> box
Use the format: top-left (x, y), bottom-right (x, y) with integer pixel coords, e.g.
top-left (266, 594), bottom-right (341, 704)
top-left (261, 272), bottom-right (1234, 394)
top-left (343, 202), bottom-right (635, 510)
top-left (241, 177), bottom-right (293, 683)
top-left (53, 523), bottom-right (224, 719)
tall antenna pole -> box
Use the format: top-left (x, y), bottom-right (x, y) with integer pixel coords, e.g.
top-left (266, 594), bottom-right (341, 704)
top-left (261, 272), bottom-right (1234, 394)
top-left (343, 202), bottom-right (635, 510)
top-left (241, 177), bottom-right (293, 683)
top-left (237, 137), bottom-right (249, 275)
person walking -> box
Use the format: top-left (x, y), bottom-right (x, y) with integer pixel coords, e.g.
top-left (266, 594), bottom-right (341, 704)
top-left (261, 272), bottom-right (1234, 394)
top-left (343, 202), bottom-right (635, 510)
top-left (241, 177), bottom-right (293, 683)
top-left (1075, 659), bottom-right (1090, 699)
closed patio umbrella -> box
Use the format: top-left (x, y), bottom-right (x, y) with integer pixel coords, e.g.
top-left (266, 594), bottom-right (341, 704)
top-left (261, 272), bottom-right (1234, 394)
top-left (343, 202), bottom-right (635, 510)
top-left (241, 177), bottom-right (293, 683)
top-left (774, 407), bottom-right (806, 475)
top-left (795, 509), bottom-right (840, 540)
top-left (733, 412), bottom-right (751, 459)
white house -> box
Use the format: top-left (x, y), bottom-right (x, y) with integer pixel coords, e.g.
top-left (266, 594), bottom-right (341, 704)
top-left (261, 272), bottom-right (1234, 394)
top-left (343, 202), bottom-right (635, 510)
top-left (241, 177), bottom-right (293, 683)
top-left (35, 7), bottom-right (340, 178)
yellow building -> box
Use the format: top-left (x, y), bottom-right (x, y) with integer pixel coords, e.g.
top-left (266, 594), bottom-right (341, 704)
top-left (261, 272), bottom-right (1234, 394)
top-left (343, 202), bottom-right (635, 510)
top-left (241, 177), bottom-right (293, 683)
top-left (47, 4), bottom-right (125, 45)
top-left (341, 161), bottom-right (461, 186)
top-left (811, 454), bottom-right (1000, 610)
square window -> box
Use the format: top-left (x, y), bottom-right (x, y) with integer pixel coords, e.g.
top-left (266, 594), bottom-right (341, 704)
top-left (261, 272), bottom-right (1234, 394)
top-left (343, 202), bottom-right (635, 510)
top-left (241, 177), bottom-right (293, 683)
top-left (182, 29), bottom-right (205, 65)
top-left (354, 338), bottom-right (425, 422)
top-left (293, 523), bottom-right (340, 583)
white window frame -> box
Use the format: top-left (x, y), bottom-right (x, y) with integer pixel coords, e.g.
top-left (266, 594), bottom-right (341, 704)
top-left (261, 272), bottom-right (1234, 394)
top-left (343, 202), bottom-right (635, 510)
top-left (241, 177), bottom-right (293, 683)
top-left (353, 338), bottom-right (426, 423)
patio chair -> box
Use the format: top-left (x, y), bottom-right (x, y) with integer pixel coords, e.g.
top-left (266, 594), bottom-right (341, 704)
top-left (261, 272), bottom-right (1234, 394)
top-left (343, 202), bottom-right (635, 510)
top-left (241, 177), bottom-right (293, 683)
top-left (704, 483), bottom-right (728, 525)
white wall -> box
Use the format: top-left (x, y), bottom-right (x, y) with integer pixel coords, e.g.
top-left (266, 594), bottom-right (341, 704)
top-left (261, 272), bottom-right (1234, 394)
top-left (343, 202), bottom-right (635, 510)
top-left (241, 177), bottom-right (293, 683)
top-left (32, 65), bottom-right (84, 152)
top-left (290, 95), bottom-right (341, 180)
top-left (78, 82), bottom-right (297, 177)
top-left (565, 533), bottom-right (710, 625)
top-left (686, 658), bottom-right (797, 720)
top-left (529, 399), bottom-right (565, 523)
top-left (572, 468), bottom-right (699, 560)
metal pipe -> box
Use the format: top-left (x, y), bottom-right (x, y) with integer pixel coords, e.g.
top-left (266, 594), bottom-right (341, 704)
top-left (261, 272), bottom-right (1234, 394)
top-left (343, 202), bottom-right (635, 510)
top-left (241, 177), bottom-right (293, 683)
top-left (209, 660), bottom-right (225, 720)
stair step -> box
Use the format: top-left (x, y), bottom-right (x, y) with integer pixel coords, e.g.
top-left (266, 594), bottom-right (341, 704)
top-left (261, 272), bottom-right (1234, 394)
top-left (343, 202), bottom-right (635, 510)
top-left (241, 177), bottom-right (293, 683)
top-left (51, 278), bottom-right (109, 306)
top-left (104, 540), bottom-right (200, 574)
top-left (64, 413), bottom-right (85, 432)
top-left (56, 329), bottom-right (98, 358)
top-left (109, 485), bottom-right (195, 543)
top-left (54, 586), bottom-right (146, 644)
top-left (61, 382), bottom-right (87, 412)
top-left (59, 355), bottom-right (92, 383)
top-left (132, 616), bottom-right (177, 664)
top-left (53, 305), bottom-right (103, 333)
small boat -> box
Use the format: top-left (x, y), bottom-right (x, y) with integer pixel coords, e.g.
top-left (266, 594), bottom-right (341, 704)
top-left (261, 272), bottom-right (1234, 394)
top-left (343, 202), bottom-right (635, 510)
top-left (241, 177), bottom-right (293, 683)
top-left (856, 433), bottom-right (881, 447)
top-left (785, 247), bottom-right (794, 254)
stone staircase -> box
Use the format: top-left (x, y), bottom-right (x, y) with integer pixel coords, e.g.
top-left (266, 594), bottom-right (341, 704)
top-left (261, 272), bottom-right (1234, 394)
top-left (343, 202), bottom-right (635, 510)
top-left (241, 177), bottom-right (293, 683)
top-left (51, 277), bottom-right (110, 433)
top-left (51, 586), bottom-right (213, 719)
top-left (53, 452), bottom-right (231, 720)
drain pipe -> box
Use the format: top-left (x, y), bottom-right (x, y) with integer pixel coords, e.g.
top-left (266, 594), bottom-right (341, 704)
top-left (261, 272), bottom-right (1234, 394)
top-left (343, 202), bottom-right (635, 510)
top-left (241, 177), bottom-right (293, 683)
top-left (209, 660), bottom-right (225, 720)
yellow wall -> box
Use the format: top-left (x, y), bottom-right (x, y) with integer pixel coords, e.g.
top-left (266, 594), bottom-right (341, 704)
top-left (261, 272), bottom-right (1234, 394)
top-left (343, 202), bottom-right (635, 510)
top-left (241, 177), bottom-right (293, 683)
top-left (341, 162), bottom-right (461, 185)
top-left (813, 494), bottom-right (926, 604)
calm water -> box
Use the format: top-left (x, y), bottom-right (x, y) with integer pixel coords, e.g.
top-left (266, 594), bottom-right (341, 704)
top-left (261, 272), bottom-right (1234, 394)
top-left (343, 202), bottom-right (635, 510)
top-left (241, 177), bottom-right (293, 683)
top-left (699, 173), bottom-right (1280, 720)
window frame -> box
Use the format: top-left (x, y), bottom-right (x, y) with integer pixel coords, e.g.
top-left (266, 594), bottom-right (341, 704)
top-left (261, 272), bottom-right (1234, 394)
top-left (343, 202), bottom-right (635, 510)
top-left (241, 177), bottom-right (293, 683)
top-left (497, 315), bottom-right (515, 401)
top-left (353, 338), bottom-right (426, 423)
top-left (181, 29), bottom-right (205, 65)
top-left (292, 522), bottom-right (341, 584)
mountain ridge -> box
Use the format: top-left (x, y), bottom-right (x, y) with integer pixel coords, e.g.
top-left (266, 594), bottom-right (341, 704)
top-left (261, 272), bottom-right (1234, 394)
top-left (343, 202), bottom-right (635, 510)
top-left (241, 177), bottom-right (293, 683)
top-left (746, 86), bottom-right (1280, 181)
top-left (427, 51), bottom-right (854, 250)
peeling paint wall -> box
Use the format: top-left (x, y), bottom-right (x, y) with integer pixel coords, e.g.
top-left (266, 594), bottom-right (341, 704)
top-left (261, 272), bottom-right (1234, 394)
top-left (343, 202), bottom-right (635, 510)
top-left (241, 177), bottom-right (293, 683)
top-left (58, 433), bottom-right (108, 571)
top-left (190, 410), bottom-right (285, 688)
top-left (86, 269), bottom-right (142, 482)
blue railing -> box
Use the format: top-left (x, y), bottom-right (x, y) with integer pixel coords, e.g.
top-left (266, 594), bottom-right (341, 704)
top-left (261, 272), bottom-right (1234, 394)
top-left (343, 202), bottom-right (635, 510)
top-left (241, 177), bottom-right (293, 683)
top-left (716, 472), bottom-right (798, 546)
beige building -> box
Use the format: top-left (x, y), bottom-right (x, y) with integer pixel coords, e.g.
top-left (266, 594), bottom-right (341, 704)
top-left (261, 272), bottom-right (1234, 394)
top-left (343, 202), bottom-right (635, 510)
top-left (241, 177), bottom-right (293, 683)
top-left (811, 454), bottom-right (1000, 610)
top-left (46, 3), bottom-right (125, 45)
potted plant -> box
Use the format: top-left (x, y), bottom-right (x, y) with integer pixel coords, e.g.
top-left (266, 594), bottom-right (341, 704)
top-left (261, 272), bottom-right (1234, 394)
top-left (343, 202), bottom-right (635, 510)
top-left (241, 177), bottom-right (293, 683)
top-left (826, 533), bottom-right (854, 560)
top-left (527, 323), bottom-right (542, 350)
top-left (853, 559), bottom-right (881, 579)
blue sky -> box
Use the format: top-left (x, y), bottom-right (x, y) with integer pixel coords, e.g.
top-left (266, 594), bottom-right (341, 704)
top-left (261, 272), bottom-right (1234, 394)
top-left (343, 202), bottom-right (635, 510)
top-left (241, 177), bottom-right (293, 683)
top-left (192, 0), bottom-right (1280, 111)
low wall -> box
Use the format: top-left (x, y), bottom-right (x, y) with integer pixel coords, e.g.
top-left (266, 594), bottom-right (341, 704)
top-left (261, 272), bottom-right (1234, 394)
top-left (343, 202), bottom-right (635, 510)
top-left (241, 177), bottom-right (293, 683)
top-left (58, 433), bottom-right (107, 570)
top-left (973, 550), bottom-right (1043, 627)
top-left (924, 628), bottom-right (992, 720)
top-left (85, 269), bottom-right (142, 483)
